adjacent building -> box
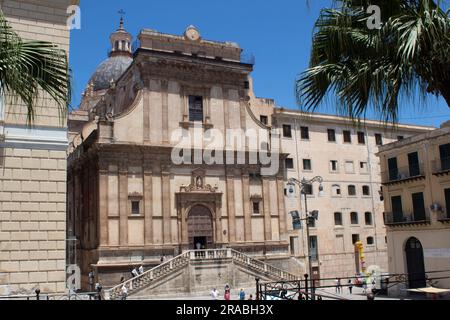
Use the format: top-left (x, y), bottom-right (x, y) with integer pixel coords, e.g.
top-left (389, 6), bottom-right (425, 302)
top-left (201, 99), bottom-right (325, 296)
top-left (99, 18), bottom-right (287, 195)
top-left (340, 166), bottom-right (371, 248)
top-left (378, 122), bottom-right (450, 296)
top-left (0, 0), bottom-right (77, 295)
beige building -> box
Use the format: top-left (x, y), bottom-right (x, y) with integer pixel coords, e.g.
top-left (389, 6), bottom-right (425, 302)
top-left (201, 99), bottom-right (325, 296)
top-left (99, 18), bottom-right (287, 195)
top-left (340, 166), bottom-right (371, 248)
top-left (0, 0), bottom-right (77, 295)
top-left (378, 122), bottom-right (450, 296)
top-left (270, 111), bottom-right (433, 280)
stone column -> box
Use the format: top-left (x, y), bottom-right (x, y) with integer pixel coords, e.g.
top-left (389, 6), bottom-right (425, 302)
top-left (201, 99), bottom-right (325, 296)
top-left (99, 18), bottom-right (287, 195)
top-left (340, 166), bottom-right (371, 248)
top-left (262, 177), bottom-right (272, 241)
top-left (226, 173), bottom-right (236, 243)
top-left (143, 89), bottom-right (150, 143)
top-left (119, 162), bottom-right (128, 246)
top-left (181, 201), bottom-right (189, 247)
top-left (161, 80), bottom-right (169, 144)
top-left (143, 161), bottom-right (153, 245)
top-left (277, 176), bottom-right (287, 240)
top-left (98, 161), bottom-right (109, 247)
top-left (242, 172), bottom-right (252, 241)
top-left (162, 166), bottom-right (172, 244)
top-left (215, 200), bottom-right (223, 245)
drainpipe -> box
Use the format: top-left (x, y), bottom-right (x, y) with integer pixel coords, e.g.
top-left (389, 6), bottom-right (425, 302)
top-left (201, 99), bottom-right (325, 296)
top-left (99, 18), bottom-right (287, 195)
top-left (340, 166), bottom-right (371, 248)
top-left (365, 130), bottom-right (380, 253)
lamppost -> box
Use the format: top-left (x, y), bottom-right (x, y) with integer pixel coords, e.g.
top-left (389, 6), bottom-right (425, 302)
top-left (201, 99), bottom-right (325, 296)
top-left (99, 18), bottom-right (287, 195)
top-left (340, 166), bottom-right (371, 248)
top-left (287, 176), bottom-right (324, 300)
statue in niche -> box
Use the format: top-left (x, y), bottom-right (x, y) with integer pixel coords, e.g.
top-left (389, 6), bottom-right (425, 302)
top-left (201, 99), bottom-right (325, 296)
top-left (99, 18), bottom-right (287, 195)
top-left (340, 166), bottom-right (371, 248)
top-left (196, 176), bottom-right (203, 189)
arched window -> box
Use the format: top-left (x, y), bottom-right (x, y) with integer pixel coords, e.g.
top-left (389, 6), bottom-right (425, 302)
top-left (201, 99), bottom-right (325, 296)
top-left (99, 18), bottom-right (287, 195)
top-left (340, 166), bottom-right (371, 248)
top-left (350, 212), bottom-right (359, 225)
top-left (348, 185), bottom-right (356, 196)
top-left (332, 185), bottom-right (341, 196)
top-left (363, 185), bottom-right (371, 196)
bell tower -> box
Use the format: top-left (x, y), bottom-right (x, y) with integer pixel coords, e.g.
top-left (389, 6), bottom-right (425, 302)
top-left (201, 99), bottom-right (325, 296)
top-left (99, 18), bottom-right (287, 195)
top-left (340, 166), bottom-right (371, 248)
top-left (109, 12), bottom-right (132, 58)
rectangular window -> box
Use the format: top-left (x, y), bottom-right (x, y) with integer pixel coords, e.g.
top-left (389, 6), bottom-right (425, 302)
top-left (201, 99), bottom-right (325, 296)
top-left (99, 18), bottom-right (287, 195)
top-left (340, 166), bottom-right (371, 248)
top-left (309, 236), bottom-right (318, 261)
top-left (388, 157), bottom-right (398, 181)
top-left (391, 196), bottom-right (403, 223)
top-left (365, 212), bottom-right (373, 226)
top-left (330, 160), bottom-right (338, 172)
top-left (301, 127), bottom-right (310, 140)
top-left (445, 189), bottom-right (450, 219)
top-left (408, 152), bottom-right (420, 177)
top-left (412, 192), bottom-right (426, 221)
top-left (302, 184), bottom-right (313, 196)
top-left (360, 162), bottom-right (368, 173)
top-left (303, 159), bottom-right (312, 171)
top-left (334, 212), bottom-right (343, 226)
top-left (357, 132), bottom-right (366, 144)
top-left (290, 237), bottom-right (298, 255)
top-left (252, 202), bottom-right (260, 214)
top-left (351, 212), bottom-right (359, 225)
top-left (439, 143), bottom-right (450, 170)
top-left (260, 115), bottom-right (268, 125)
top-left (375, 134), bottom-right (383, 146)
top-left (352, 234), bottom-right (360, 245)
top-left (345, 161), bottom-right (355, 173)
top-left (362, 186), bottom-right (370, 196)
top-left (131, 201), bottom-right (140, 215)
top-left (189, 96), bottom-right (204, 122)
top-left (343, 131), bottom-right (352, 143)
top-left (348, 185), bottom-right (356, 196)
top-left (283, 125), bottom-right (292, 138)
top-left (328, 129), bottom-right (336, 142)
top-left (285, 158), bottom-right (294, 169)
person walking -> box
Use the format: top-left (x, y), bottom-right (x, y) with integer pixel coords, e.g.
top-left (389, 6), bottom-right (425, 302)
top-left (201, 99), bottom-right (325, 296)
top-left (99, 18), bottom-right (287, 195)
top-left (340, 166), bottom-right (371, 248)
top-left (121, 284), bottom-right (128, 300)
top-left (211, 288), bottom-right (219, 300)
top-left (248, 294), bottom-right (253, 300)
top-left (239, 288), bottom-right (246, 300)
top-left (348, 279), bottom-right (353, 294)
top-left (160, 255), bottom-right (166, 264)
top-left (335, 278), bottom-right (340, 293)
top-left (139, 265), bottom-right (144, 275)
top-left (224, 289), bottom-right (231, 301)
top-left (131, 267), bottom-right (139, 278)
top-left (337, 278), bottom-right (342, 294)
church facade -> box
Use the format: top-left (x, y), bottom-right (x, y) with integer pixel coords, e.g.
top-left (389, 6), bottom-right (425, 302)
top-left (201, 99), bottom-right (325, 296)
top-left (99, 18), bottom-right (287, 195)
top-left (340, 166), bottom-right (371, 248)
top-left (68, 21), bottom-right (432, 289)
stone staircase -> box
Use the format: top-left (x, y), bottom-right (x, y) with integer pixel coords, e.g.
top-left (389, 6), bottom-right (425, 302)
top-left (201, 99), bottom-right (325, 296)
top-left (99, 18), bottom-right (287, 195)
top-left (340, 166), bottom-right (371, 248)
top-left (104, 249), bottom-right (298, 300)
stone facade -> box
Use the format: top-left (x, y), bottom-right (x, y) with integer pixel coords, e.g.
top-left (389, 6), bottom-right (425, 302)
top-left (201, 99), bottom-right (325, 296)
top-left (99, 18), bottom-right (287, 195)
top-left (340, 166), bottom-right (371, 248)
top-left (0, 0), bottom-right (77, 295)
top-left (378, 123), bottom-right (450, 296)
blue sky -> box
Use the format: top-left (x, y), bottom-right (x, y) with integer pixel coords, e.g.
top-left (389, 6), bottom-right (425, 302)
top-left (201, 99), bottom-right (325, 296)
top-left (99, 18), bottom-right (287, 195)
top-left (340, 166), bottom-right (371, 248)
top-left (70, 0), bottom-right (450, 128)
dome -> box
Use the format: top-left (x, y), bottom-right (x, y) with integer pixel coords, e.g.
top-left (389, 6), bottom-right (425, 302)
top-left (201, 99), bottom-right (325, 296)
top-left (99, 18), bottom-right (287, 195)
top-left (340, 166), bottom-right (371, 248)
top-left (89, 55), bottom-right (133, 91)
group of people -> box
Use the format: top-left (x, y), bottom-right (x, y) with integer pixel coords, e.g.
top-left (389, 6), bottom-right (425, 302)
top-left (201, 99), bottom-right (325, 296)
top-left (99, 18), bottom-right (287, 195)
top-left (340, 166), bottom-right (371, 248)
top-left (211, 285), bottom-right (252, 300)
top-left (335, 277), bottom-right (377, 295)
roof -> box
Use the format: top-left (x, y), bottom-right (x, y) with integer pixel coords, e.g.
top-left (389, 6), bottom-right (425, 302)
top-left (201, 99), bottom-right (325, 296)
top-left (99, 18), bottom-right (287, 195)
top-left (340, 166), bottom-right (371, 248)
top-left (88, 55), bottom-right (133, 91)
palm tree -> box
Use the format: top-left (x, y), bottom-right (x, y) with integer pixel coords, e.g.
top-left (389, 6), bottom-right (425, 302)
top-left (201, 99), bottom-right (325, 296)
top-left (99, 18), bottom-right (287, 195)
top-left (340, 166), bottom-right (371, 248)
top-left (0, 9), bottom-right (70, 125)
top-left (296, 0), bottom-right (450, 122)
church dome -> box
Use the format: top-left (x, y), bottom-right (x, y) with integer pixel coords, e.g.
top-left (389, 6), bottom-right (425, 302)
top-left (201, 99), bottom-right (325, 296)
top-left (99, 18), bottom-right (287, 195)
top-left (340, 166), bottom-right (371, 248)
top-left (89, 55), bottom-right (133, 91)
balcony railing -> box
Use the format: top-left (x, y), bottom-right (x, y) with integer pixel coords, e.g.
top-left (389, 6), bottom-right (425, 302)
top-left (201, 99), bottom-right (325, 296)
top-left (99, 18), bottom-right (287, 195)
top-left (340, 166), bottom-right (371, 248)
top-left (438, 210), bottom-right (450, 222)
top-left (432, 157), bottom-right (450, 174)
top-left (384, 211), bottom-right (431, 226)
top-left (382, 164), bottom-right (424, 184)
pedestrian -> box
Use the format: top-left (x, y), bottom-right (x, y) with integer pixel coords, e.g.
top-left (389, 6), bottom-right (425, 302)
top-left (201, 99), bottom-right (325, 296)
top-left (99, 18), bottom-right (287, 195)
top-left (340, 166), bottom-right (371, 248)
top-left (248, 294), bottom-right (253, 300)
top-left (160, 255), bottom-right (165, 264)
top-left (224, 289), bottom-right (231, 301)
top-left (120, 276), bottom-right (125, 283)
top-left (337, 278), bottom-right (342, 293)
top-left (224, 284), bottom-right (230, 292)
top-left (348, 279), bottom-right (353, 294)
top-left (371, 280), bottom-right (377, 293)
top-left (131, 267), bottom-right (139, 278)
top-left (139, 265), bottom-right (144, 275)
top-left (239, 288), bottom-right (246, 300)
top-left (211, 288), bottom-right (219, 300)
top-left (335, 278), bottom-right (340, 293)
top-left (362, 278), bottom-right (367, 294)
top-left (121, 284), bottom-right (128, 300)
top-left (196, 242), bottom-right (202, 250)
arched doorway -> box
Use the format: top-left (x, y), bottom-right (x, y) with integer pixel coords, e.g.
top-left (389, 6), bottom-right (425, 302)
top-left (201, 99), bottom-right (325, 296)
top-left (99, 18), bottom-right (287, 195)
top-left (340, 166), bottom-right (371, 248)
top-left (187, 205), bottom-right (214, 250)
top-left (405, 237), bottom-right (426, 289)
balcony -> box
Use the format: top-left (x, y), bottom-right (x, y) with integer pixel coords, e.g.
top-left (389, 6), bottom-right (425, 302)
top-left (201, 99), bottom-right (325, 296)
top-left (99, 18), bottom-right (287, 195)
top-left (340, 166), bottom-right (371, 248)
top-left (382, 164), bottom-right (425, 185)
top-left (384, 211), bottom-right (431, 227)
top-left (432, 157), bottom-right (450, 176)
top-left (438, 210), bottom-right (450, 223)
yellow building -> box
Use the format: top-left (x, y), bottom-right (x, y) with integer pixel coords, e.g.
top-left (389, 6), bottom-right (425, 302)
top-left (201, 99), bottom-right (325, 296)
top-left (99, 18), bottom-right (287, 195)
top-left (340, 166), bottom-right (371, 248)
top-left (378, 122), bottom-right (450, 297)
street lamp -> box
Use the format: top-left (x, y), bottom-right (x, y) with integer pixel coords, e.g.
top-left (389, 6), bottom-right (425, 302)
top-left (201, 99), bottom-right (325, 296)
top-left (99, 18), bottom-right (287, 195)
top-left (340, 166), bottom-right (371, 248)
top-left (287, 176), bottom-right (323, 300)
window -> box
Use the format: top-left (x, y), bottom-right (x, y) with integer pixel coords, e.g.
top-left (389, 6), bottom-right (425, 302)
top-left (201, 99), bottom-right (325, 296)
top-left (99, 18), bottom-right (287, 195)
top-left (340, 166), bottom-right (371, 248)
top-left (348, 185), bottom-right (356, 196)
top-left (367, 237), bottom-right (375, 245)
top-left (244, 81), bottom-right (250, 89)
top-left (360, 162), bottom-right (368, 173)
top-left (343, 130), bottom-right (352, 143)
top-left (362, 185), bottom-right (370, 196)
top-left (283, 125), bottom-right (292, 138)
top-left (445, 189), bottom-right (450, 219)
top-left (332, 185), bottom-right (341, 196)
top-left (412, 192), bottom-right (426, 221)
top-left (350, 212), bottom-right (359, 225)
top-left (260, 116), bottom-right (268, 125)
top-left (391, 196), bottom-right (403, 223)
top-left (330, 160), bottom-right (339, 172)
top-left (285, 158), bottom-right (294, 169)
top-left (131, 201), bottom-right (140, 215)
top-left (328, 129), bottom-right (336, 142)
top-left (440, 143), bottom-right (450, 170)
top-left (365, 212), bottom-right (373, 225)
top-left (375, 134), bottom-right (383, 146)
top-left (301, 127), bottom-right (310, 140)
top-left (352, 234), bottom-right (360, 245)
top-left (302, 184), bottom-right (313, 196)
top-left (252, 202), bottom-right (260, 214)
top-left (334, 212), bottom-right (343, 226)
top-left (303, 159), bottom-right (312, 171)
top-left (357, 132), bottom-right (366, 144)
top-left (398, 136), bottom-right (404, 141)
top-left (388, 157), bottom-right (398, 181)
top-left (408, 152), bottom-right (420, 177)
top-left (189, 96), bottom-right (203, 122)
top-left (309, 236), bottom-right (318, 261)
top-left (345, 161), bottom-right (355, 173)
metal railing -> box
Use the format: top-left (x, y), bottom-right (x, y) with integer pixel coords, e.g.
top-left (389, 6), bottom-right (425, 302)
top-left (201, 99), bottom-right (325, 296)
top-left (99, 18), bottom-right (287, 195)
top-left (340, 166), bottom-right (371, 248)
top-left (438, 210), bottom-right (450, 221)
top-left (384, 211), bottom-right (431, 226)
top-left (432, 157), bottom-right (450, 174)
top-left (382, 164), bottom-right (424, 183)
